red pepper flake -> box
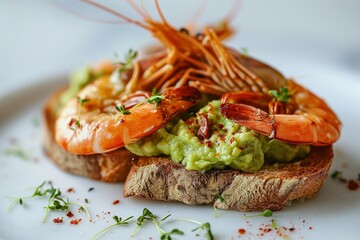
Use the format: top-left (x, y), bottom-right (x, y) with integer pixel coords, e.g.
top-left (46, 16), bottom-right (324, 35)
top-left (289, 227), bottom-right (295, 232)
top-left (66, 211), bottom-right (74, 218)
top-left (112, 200), bottom-right (120, 205)
top-left (347, 180), bottom-right (359, 191)
top-left (67, 188), bottom-right (75, 193)
top-left (53, 217), bottom-right (63, 223)
top-left (238, 228), bottom-right (246, 235)
top-left (70, 218), bottom-right (82, 225)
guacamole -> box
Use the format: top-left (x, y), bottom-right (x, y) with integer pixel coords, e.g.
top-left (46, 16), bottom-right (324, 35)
top-left (60, 66), bottom-right (105, 107)
top-left (126, 100), bottom-right (310, 172)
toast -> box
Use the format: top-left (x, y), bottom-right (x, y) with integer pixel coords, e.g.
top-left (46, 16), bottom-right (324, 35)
top-left (44, 87), bottom-right (334, 210)
top-left (42, 87), bottom-right (135, 182)
top-left (123, 146), bottom-right (333, 211)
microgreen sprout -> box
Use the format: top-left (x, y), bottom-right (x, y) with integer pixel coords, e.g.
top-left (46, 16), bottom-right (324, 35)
top-left (246, 209), bottom-right (273, 218)
top-left (124, 88), bottom-right (164, 114)
top-left (7, 181), bottom-right (47, 211)
top-left (268, 87), bottom-right (292, 103)
top-left (7, 181), bottom-right (90, 223)
top-left (271, 219), bottom-right (278, 229)
top-left (116, 48), bottom-right (138, 74)
top-left (147, 88), bottom-right (163, 108)
top-left (76, 97), bottom-right (89, 128)
top-left (115, 104), bottom-right (131, 115)
top-left (91, 215), bottom-right (133, 240)
top-left (331, 170), bottom-right (342, 179)
top-left (3, 146), bottom-right (30, 160)
top-left (175, 219), bottom-right (214, 240)
top-left (214, 193), bottom-right (224, 202)
top-left (132, 208), bottom-right (183, 240)
top-left (240, 47), bottom-right (249, 57)
top-left (41, 183), bottom-right (90, 223)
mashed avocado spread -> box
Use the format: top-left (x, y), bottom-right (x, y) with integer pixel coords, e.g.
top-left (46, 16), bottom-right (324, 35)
top-left (126, 100), bottom-right (310, 172)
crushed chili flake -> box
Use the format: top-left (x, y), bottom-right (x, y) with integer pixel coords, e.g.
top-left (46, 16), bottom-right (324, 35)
top-left (112, 200), bottom-right (120, 205)
top-left (70, 218), bottom-right (82, 225)
top-left (238, 228), bottom-right (246, 235)
top-left (66, 211), bottom-right (74, 218)
top-left (67, 188), bottom-right (75, 193)
top-left (53, 217), bottom-right (63, 223)
top-left (347, 180), bottom-right (359, 191)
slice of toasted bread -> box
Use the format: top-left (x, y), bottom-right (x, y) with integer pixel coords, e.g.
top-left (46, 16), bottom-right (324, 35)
top-left (42, 87), bottom-right (135, 182)
top-left (123, 146), bottom-right (333, 211)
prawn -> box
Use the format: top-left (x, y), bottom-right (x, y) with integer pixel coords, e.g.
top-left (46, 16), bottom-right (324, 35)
top-left (220, 80), bottom-right (341, 145)
top-left (55, 0), bottom-right (287, 155)
top-left (55, 77), bottom-right (200, 154)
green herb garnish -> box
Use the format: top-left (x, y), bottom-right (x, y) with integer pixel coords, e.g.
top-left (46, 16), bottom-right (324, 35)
top-left (75, 97), bottom-right (89, 128)
top-left (271, 219), bottom-right (278, 229)
top-left (3, 146), bottom-right (29, 160)
top-left (115, 105), bottom-right (131, 115)
top-left (240, 47), bottom-right (249, 57)
top-left (246, 209), bottom-right (273, 218)
top-left (214, 193), bottom-right (224, 202)
top-left (132, 208), bottom-right (183, 240)
top-left (331, 170), bottom-right (342, 179)
top-left (116, 49), bottom-right (138, 74)
top-left (176, 219), bottom-right (214, 240)
top-left (268, 87), bottom-right (292, 103)
top-left (7, 181), bottom-right (47, 211)
top-left (147, 88), bottom-right (163, 108)
top-left (91, 215), bottom-right (133, 240)
top-left (42, 184), bottom-right (90, 223)
top-left (7, 181), bottom-right (90, 223)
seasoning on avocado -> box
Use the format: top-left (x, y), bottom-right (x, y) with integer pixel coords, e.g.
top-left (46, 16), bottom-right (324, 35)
top-left (126, 100), bottom-right (310, 172)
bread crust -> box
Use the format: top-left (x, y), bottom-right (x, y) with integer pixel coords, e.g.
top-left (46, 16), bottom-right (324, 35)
top-left (123, 146), bottom-right (333, 211)
top-left (42, 88), bottom-right (135, 182)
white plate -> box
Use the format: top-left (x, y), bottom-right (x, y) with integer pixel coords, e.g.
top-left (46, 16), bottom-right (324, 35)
top-left (0, 65), bottom-right (360, 240)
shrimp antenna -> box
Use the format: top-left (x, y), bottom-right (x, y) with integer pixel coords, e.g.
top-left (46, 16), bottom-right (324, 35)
top-left (155, 0), bottom-right (171, 27)
top-left (126, 0), bottom-right (149, 20)
top-left (189, 0), bottom-right (206, 25)
top-left (80, 0), bottom-right (151, 30)
top-left (223, 0), bottom-right (242, 23)
top-left (50, 1), bottom-right (126, 24)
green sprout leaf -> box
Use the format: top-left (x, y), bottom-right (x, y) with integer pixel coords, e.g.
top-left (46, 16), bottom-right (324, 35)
top-left (214, 193), bottom-right (224, 202)
top-left (115, 105), bottom-right (131, 115)
top-left (116, 49), bottom-right (138, 74)
top-left (3, 146), bottom-right (30, 160)
top-left (268, 87), bottom-right (292, 103)
top-left (246, 209), bottom-right (273, 218)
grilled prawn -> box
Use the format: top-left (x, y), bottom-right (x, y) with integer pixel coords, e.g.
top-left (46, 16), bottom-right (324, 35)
top-left (220, 80), bottom-right (341, 145)
top-left (55, 75), bottom-right (200, 154)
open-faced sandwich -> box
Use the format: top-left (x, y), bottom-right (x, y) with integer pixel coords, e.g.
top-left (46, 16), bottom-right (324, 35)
top-left (43, 0), bottom-right (341, 211)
